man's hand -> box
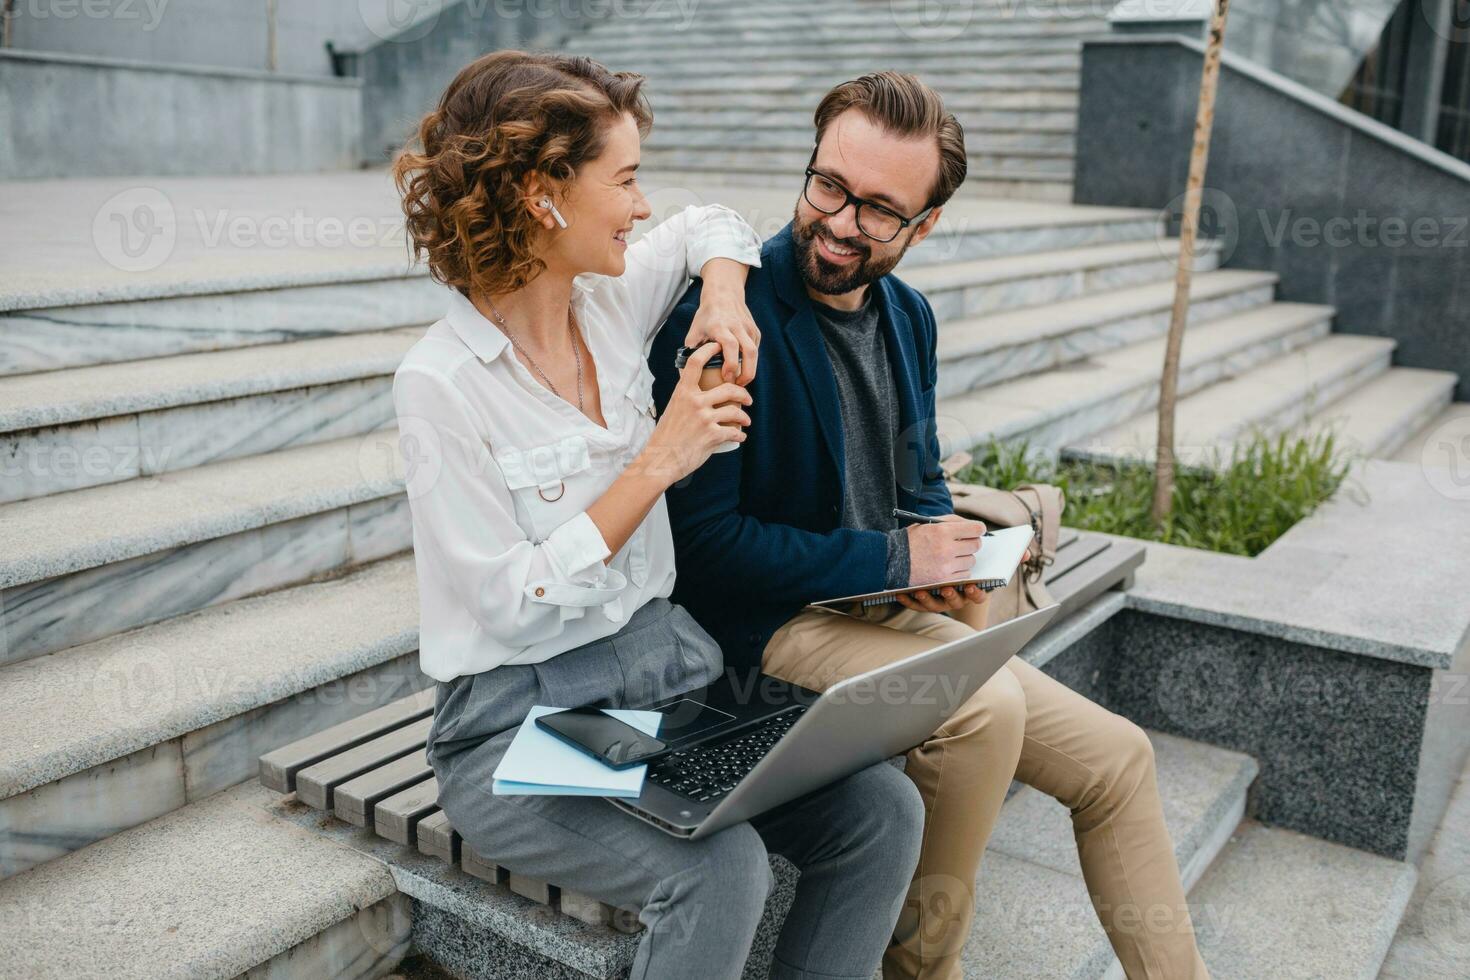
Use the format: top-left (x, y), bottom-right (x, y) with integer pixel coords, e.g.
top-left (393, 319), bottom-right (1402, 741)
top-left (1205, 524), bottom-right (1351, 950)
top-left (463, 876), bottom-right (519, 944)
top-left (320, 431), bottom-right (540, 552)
top-left (896, 514), bottom-right (1033, 614)
top-left (896, 582), bottom-right (988, 614)
top-left (899, 514), bottom-right (985, 613)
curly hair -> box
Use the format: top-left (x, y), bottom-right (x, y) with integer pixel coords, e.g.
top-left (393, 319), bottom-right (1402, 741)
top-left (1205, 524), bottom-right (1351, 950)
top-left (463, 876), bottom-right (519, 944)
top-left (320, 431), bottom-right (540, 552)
top-left (392, 50), bottom-right (653, 298)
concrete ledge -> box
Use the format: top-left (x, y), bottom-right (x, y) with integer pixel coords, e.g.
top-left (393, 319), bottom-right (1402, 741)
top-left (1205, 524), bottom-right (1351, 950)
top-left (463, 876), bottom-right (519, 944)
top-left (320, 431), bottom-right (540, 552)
top-left (0, 51), bottom-right (363, 180)
top-left (1113, 458), bottom-right (1470, 670)
top-left (1020, 590), bottom-right (1129, 672)
top-left (0, 47), bottom-right (363, 86)
top-left (1083, 35), bottom-right (1470, 182)
top-left (265, 791), bottom-right (799, 980)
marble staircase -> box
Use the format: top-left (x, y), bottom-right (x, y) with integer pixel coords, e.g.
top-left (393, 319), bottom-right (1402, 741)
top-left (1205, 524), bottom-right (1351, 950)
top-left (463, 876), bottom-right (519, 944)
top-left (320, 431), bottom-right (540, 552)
top-left (563, 0), bottom-right (1104, 201)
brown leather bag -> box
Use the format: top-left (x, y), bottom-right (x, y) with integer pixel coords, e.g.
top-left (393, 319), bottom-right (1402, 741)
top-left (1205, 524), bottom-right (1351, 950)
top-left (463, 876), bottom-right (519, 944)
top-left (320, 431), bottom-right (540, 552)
top-left (939, 451), bottom-right (1065, 630)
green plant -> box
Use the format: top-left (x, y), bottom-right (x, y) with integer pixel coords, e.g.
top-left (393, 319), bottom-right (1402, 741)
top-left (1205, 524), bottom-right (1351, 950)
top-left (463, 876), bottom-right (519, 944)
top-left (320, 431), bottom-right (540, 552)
top-left (952, 427), bottom-right (1358, 557)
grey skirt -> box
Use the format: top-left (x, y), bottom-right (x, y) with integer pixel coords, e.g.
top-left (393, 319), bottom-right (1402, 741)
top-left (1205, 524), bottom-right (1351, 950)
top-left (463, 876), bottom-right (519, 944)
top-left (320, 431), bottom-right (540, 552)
top-left (425, 598), bottom-right (724, 780)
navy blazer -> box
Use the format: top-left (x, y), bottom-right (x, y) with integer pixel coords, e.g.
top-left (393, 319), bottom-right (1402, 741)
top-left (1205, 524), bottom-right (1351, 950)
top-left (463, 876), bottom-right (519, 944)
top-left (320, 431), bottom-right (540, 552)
top-left (648, 222), bottom-right (954, 669)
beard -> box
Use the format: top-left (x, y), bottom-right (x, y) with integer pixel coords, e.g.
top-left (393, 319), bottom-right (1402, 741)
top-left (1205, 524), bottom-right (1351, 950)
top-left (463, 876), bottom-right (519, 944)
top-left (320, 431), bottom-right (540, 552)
top-left (792, 209), bottom-right (908, 296)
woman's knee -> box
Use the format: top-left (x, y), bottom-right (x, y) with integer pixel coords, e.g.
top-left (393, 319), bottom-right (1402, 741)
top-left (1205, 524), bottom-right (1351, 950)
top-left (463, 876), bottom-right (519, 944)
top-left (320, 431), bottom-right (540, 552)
top-left (840, 762), bottom-right (926, 851)
top-left (869, 764), bottom-right (926, 868)
top-left (689, 822), bottom-right (774, 912)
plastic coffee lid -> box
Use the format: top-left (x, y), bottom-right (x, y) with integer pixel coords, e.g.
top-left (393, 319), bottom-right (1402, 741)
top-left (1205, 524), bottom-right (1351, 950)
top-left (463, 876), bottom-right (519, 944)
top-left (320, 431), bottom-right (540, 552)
top-left (674, 343), bottom-right (733, 369)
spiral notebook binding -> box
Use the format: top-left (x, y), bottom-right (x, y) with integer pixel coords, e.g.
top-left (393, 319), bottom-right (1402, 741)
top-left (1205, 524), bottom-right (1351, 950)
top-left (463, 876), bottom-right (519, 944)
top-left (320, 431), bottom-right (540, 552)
top-left (859, 577), bottom-right (1008, 607)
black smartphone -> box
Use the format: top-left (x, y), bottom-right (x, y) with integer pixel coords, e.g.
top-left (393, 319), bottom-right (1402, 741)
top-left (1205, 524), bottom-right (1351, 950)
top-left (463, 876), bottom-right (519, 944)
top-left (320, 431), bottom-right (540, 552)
top-left (535, 706), bottom-right (669, 770)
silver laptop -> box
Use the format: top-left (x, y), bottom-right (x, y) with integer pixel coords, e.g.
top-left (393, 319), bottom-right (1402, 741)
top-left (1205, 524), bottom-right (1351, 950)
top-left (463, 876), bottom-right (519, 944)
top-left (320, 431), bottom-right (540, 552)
top-left (611, 603), bottom-right (1061, 839)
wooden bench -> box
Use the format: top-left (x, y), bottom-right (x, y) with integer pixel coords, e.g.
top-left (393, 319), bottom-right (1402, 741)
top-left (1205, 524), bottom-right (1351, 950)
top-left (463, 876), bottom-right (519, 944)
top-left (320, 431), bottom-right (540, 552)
top-left (257, 528), bottom-right (1143, 935)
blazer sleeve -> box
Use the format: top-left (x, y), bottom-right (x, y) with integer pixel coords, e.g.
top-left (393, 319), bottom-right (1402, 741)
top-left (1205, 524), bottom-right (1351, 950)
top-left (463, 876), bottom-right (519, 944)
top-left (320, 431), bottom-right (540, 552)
top-left (913, 293), bottom-right (955, 517)
top-left (649, 291), bottom-right (890, 604)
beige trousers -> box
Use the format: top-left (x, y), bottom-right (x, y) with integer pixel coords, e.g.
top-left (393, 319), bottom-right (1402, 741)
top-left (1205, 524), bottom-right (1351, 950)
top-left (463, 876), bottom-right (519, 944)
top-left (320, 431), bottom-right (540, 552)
top-left (762, 604), bottom-right (1210, 980)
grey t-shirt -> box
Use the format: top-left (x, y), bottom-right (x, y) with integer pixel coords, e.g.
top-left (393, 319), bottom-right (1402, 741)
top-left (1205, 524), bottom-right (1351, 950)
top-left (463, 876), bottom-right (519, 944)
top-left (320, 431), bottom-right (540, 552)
top-left (810, 291), bottom-right (911, 590)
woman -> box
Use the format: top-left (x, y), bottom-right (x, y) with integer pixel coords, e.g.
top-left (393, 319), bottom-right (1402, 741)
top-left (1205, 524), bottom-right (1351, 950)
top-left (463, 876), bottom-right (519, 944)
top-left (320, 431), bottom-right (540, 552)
top-left (390, 50), bottom-right (925, 979)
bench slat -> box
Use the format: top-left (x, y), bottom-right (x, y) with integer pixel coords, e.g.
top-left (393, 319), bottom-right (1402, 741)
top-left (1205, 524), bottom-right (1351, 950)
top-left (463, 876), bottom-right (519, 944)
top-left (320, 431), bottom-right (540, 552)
top-left (333, 749), bottom-right (432, 827)
top-left (463, 847), bottom-right (508, 887)
top-left (1044, 534), bottom-right (1112, 583)
top-left (295, 716), bottom-right (434, 810)
top-left (258, 688), bottom-right (435, 793)
top-left (1055, 528), bottom-right (1081, 551)
top-left (375, 776), bottom-right (441, 846)
top-left (510, 874), bottom-right (558, 906)
top-left (558, 889), bottom-right (613, 927)
top-left (1047, 536), bottom-right (1146, 615)
top-left (417, 810), bottom-right (461, 865)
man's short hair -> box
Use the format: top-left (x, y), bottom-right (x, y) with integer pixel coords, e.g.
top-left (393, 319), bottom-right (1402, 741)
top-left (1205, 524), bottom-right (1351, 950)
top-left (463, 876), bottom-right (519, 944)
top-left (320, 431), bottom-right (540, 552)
top-left (813, 70), bottom-right (968, 210)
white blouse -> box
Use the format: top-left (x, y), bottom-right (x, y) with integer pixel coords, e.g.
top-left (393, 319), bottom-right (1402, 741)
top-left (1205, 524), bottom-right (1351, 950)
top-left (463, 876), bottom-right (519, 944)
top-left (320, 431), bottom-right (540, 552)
top-left (393, 204), bottom-right (763, 682)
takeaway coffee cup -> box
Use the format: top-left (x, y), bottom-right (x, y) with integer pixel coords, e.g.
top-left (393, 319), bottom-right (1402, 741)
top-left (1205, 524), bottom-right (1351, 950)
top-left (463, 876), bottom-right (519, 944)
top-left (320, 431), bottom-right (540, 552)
top-left (674, 343), bottom-right (744, 453)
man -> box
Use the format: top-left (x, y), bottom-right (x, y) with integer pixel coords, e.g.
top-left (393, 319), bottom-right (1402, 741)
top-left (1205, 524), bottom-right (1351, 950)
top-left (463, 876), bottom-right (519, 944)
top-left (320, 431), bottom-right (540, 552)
top-left (649, 72), bottom-right (1211, 980)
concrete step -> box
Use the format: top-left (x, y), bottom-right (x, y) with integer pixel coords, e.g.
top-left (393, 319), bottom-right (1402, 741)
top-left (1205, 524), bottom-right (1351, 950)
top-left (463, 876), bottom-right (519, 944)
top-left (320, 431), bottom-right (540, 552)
top-left (1298, 366), bottom-right (1459, 461)
top-left (0, 273), bottom-right (441, 378)
top-left (629, 70), bottom-right (1080, 95)
top-left (907, 238), bottom-right (1221, 325)
top-left (1387, 399), bottom-right (1470, 465)
top-left (0, 427), bottom-right (408, 665)
top-left (0, 780), bottom-right (412, 979)
top-left (961, 731), bottom-right (1257, 977)
top-left (642, 88), bottom-right (1080, 112)
top-left (620, 51), bottom-right (1084, 77)
top-left (582, 12), bottom-right (1107, 41)
top-left (645, 124), bottom-right (1076, 154)
top-left (573, 35), bottom-right (1091, 63)
top-left (935, 301), bottom-right (1335, 456)
top-left (0, 328), bottom-right (420, 503)
top-left (2, 180), bottom-right (1145, 377)
top-left (1378, 749), bottom-right (1470, 979)
top-left (1185, 821), bottom-right (1415, 979)
top-left (1064, 334), bottom-right (1399, 469)
top-left (639, 141), bottom-right (1074, 174)
top-left (646, 106), bottom-right (1080, 131)
top-left (0, 554), bottom-right (426, 879)
top-left (936, 268), bottom-right (1280, 397)
top-left (614, 176), bottom-right (1161, 265)
top-left (637, 149), bottom-right (1074, 201)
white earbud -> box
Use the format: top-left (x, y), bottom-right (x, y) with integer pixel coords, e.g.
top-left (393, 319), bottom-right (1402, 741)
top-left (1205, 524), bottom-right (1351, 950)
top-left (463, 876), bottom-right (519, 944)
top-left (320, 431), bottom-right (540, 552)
top-left (540, 197), bottom-right (568, 229)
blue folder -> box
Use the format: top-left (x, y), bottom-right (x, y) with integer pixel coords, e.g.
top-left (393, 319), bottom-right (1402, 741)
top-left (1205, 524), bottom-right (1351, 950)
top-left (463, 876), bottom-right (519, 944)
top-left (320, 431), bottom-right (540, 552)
top-left (491, 705), bottom-right (663, 797)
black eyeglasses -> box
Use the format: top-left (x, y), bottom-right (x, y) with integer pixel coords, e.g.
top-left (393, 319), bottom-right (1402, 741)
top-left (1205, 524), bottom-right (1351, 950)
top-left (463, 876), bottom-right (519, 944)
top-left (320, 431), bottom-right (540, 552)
top-left (801, 149), bottom-right (934, 244)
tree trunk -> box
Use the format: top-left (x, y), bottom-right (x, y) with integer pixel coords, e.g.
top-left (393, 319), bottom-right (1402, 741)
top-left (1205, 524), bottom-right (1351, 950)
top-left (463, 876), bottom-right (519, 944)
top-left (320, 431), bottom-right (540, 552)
top-left (1153, 0), bottom-right (1234, 527)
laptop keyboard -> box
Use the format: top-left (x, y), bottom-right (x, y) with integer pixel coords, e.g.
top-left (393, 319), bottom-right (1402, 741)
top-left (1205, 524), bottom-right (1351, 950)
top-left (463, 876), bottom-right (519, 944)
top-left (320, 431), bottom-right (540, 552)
top-left (646, 705), bottom-right (808, 804)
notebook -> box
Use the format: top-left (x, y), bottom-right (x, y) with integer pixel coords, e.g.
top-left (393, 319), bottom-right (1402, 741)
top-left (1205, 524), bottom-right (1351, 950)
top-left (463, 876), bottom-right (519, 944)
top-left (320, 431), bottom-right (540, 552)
top-left (810, 524), bottom-right (1036, 611)
top-left (492, 705), bottom-right (663, 797)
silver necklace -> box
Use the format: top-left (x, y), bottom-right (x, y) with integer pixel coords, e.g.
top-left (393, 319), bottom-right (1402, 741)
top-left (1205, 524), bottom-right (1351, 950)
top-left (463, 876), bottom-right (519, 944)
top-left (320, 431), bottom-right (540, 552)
top-left (485, 296), bottom-right (584, 413)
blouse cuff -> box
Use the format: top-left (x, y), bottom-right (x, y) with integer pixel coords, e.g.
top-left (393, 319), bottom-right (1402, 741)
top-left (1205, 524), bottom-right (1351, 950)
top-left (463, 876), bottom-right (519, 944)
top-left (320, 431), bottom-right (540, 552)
top-left (526, 511), bottom-right (630, 620)
top-left (544, 511), bottom-right (611, 579)
top-left (686, 204), bottom-right (763, 278)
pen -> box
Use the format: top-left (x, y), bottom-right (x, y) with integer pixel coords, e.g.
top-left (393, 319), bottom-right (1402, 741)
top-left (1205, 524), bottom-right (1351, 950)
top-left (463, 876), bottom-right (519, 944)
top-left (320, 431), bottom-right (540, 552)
top-left (892, 508), bottom-right (993, 536)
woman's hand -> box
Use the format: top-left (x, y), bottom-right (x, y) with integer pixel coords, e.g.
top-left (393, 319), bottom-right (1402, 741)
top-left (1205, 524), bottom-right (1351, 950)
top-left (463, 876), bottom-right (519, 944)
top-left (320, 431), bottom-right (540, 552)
top-left (639, 342), bottom-right (752, 486)
top-left (685, 279), bottom-right (759, 385)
